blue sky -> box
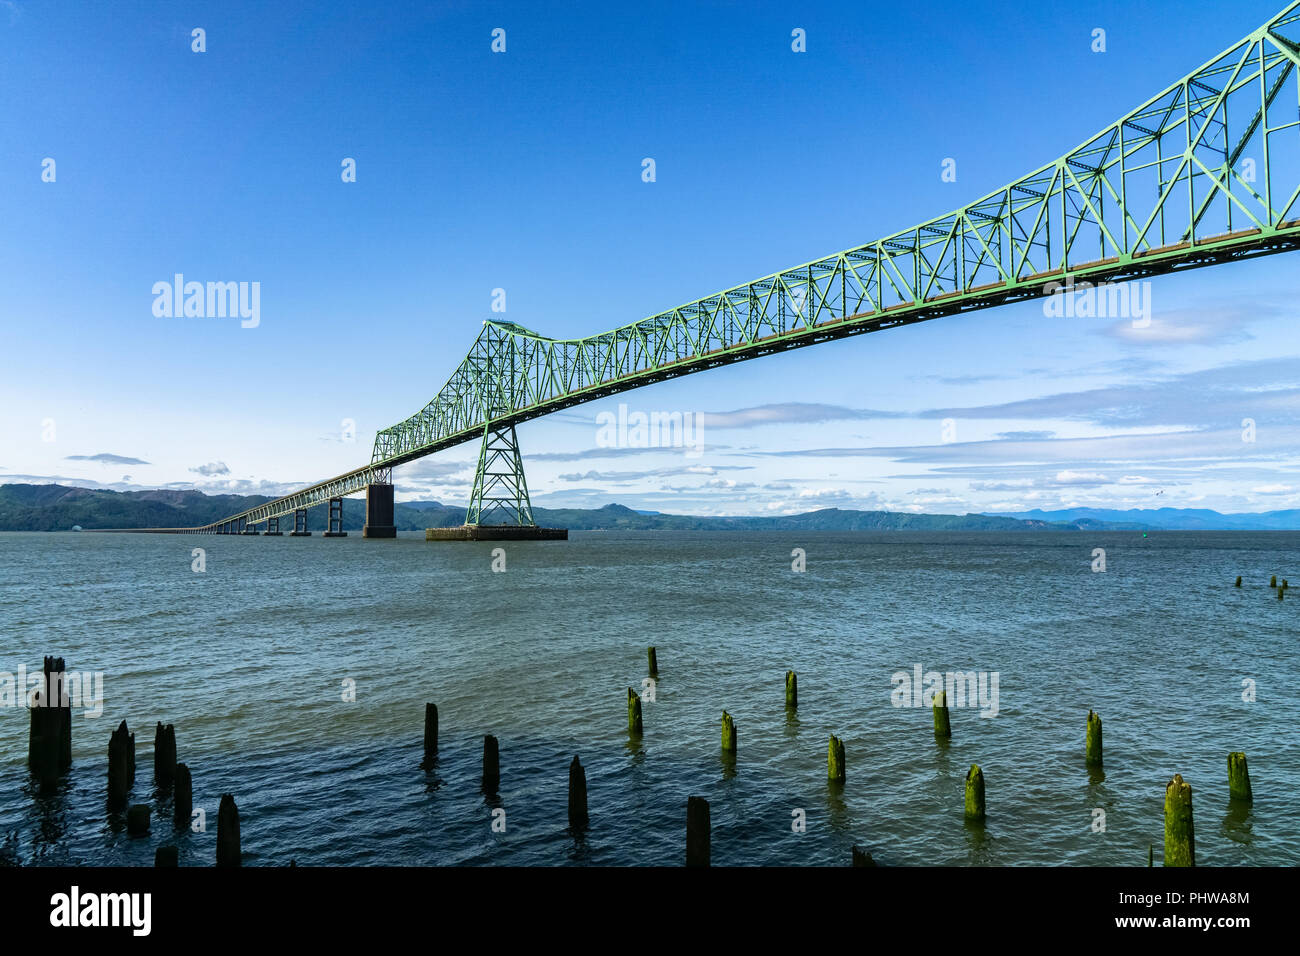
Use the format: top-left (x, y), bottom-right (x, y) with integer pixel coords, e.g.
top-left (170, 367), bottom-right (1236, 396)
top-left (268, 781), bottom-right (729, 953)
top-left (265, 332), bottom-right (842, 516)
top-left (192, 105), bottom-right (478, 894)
top-left (2, 0), bottom-right (1298, 516)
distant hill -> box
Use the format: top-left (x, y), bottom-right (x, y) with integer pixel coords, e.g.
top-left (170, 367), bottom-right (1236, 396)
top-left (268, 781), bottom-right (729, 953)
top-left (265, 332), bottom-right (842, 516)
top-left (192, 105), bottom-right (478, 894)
top-left (2, 483), bottom-right (1292, 532)
top-left (989, 507), bottom-right (1300, 531)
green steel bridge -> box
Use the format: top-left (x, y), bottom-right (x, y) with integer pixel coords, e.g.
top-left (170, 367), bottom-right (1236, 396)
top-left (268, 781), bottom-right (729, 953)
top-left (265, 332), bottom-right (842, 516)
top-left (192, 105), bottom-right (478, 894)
top-left (148, 2), bottom-right (1300, 535)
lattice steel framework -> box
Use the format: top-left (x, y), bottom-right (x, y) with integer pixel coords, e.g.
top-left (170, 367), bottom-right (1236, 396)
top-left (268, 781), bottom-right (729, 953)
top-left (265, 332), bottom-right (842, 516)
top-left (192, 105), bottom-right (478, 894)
top-left (133, 2), bottom-right (1300, 534)
top-left (466, 423), bottom-right (535, 526)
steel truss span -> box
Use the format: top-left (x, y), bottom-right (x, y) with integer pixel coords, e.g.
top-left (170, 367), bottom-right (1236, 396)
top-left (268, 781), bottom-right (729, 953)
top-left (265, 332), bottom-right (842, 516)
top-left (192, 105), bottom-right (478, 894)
top-left (129, 3), bottom-right (1300, 534)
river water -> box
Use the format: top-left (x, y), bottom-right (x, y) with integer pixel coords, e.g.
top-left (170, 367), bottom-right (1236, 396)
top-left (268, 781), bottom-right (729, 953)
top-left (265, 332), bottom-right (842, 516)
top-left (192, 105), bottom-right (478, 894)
top-left (0, 529), bottom-right (1295, 866)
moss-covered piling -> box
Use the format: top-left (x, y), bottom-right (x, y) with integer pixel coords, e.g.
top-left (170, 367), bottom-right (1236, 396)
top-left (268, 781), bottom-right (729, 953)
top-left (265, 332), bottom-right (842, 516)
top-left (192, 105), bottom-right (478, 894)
top-left (721, 711), bottom-right (737, 753)
top-left (627, 688), bottom-right (643, 735)
top-left (785, 670), bottom-right (798, 709)
top-left (964, 764), bottom-right (986, 821)
top-left (1227, 752), bottom-right (1252, 802)
top-left (1234, 575), bottom-right (1242, 587)
top-left (1163, 774), bottom-right (1195, 867)
top-left (828, 735), bottom-right (846, 782)
top-left (647, 646), bottom-right (658, 677)
top-left (1086, 710), bottom-right (1103, 767)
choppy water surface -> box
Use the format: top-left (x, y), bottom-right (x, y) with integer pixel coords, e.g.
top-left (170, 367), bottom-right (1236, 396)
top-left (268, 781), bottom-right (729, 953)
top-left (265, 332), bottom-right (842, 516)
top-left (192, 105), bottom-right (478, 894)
top-left (0, 529), bottom-right (1296, 866)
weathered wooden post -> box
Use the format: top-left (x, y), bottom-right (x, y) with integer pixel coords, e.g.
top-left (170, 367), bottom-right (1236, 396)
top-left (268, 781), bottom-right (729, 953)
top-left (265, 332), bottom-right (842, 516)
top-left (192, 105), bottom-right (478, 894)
top-left (1270, 574), bottom-right (1277, 587)
top-left (155, 846), bottom-right (178, 867)
top-left (1163, 774), bottom-right (1195, 867)
top-left (627, 688), bottom-right (643, 734)
top-left (721, 711), bottom-right (737, 753)
top-left (686, 796), bottom-right (710, 867)
top-left (216, 794), bottom-right (241, 867)
top-left (173, 763), bottom-right (192, 828)
top-left (1147, 843), bottom-right (1153, 867)
top-left (1086, 710), bottom-right (1103, 766)
top-left (126, 804), bottom-right (150, 835)
top-left (647, 647), bottom-right (658, 677)
top-left (28, 656), bottom-right (72, 786)
top-left (1227, 752), bottom-right (1252, 802)
top-left (568, 755), bottom-right (588, 829)
top-left (851, 845), bottom-right (877, 866)
top-left (1234, 575), bottom-right (1242, 587)
top-left (828, 735), bottom-right (846, 782)
top-left (154, 722), bottom-right (176, 786)
top-left (785, 670), bottom-right (798, 709)
top-left (964, 764), bottom-right (986, 821)
top-left (1279, 585), bottom-right (1285, 601)
top-left (482, 735), bottom-right (500, 793)
top-left (423, 703), bottom-right (438, 761)
top-left (933, 689), bottom-right (951, 739)
top-left (107, 720), bottom-right (135, 808)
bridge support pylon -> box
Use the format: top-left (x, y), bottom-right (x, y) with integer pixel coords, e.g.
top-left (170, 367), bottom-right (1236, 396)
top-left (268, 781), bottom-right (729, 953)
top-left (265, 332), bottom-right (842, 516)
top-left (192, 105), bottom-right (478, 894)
top-left (263, 517), bottom-right (282, 536)
top-left (363, 482), bottom-right (397, 538)
top-left (290, 508), bottom-right (311, 536)
top-left (323, 497), bottom-right (347, 537)
top-left (426, 421), bottom-right (567, 541)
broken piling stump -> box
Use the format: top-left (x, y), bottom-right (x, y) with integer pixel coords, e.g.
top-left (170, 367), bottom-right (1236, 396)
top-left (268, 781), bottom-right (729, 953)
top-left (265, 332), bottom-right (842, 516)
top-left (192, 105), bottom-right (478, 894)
top-left (1227, 752), bottom-right (1252, 803)
top-left (216, 794), bottom-right (241, 867)
top-left (27, 656), bottom-right (72, 787)
top-left (1163, 774), bottom-right (1195, 867)
top-left (107, 720), bottom-right (135, 808)
top-left (568, 755), bottom-right (588, 829)
top-left (647, 646), bottom-right (658, 677)
top-left (482, 735), bottom-right (500, 793)
top-left (785, 670), bottom-right (798, 709)
top-left (686, 796), bottom-right (710, 866)
top-left (1234, 576), bottom-right (1242, 587)
top-left (851, 845), bottom-right (877, 866)
top-left (155, 845), bottom-right (178, 867)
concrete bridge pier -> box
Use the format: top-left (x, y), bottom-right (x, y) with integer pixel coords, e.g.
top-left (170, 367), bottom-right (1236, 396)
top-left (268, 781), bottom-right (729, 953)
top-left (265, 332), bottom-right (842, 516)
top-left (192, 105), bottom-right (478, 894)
top-left (290, 509), bottom-right (311, 536)
top-left (323, 497), bottom-right (347, 537)
top-left (363, 483), bottom-right (397, 538)
top-left (263, 517), bottom-right (282, 536)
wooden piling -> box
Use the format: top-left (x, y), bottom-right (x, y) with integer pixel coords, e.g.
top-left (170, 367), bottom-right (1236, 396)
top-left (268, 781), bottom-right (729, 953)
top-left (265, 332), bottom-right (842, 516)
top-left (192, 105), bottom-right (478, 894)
top-left (126, 803), bottom-right (150, 835)
top-left (173, 763), bottom-right (192, 828)
top-left (721, 711), bottom-right (737, 753)
top-left (1147, 843), bottom-right (1153, 867)
top-left (785, 670), bottom-right (798, 709)
top-left (154, 722), bottom-right (176, 786)
top-left (1086, 709), bottom-right (1103, 766)
top-left (828, 734), bottom-right (846, 782)
top-left (482, 734), bottom-right (500, 793)
top-left (627, 688), bottom-right (643, 734)
top-left (851, 845), bottom-right (877, 866)
top-left (1270, 574), bottom-right (1277, 587)
top-left (155, 846), bottom-right (178, 867)
top-left (686, 796), bottom-right (710, 867)
top-left (1278, 586), bottom-right (1284, 600)
top-left (1227, 752), bottom-right (1252, 802)
top-left (107, 720), bottom-right (135, 808)
top-left (1234, 576), bottom-right (1242, 587)
top-left (568, 755), bottom-right (588, 829)
top-left (964, 764), bottom-right (986, 821)
top-left (216, 794), bottom-right (241, 867)
top-left (647, 646), bottom-right (658, 677)
top-left (423, 703), bottom-right (438, 760)
top-left (27, 656), bottom-right (72, 786)
top-left (933, 689), bottom-right (951, 739)
top-left (1163, 774), bottom-right (1195, 867)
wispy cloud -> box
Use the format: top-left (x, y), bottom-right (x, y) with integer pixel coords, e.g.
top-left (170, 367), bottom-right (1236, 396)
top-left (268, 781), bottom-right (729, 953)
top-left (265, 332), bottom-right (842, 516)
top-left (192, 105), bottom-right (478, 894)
top-left (65, 453), bottom-right (150, 466)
